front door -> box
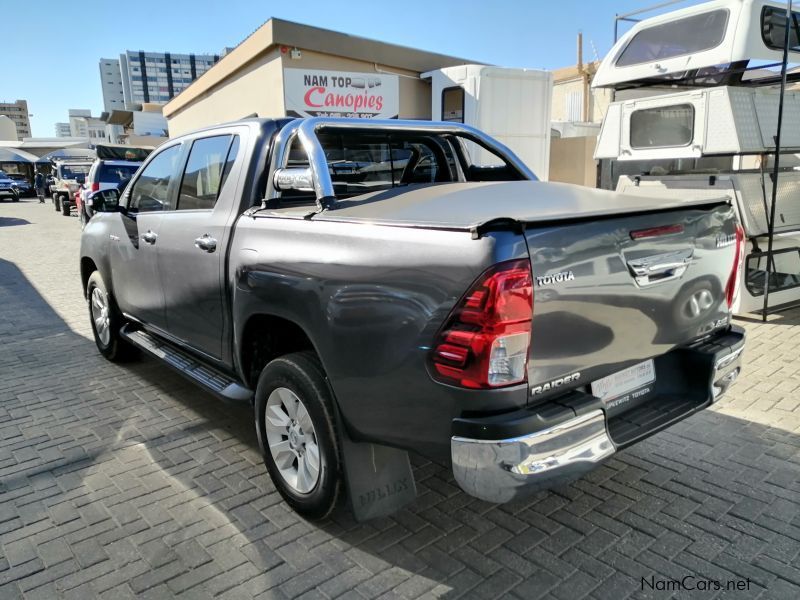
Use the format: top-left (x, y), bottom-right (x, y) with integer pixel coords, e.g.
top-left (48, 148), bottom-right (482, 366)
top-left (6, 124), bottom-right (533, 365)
top-left (108, 143), bottom-right (183, 330)
top-left (156, 132), bottom-right (244, 361)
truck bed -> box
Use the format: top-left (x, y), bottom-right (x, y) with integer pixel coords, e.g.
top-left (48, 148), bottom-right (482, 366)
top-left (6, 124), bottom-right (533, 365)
top-left (307, 181), bottom-right (730, 229)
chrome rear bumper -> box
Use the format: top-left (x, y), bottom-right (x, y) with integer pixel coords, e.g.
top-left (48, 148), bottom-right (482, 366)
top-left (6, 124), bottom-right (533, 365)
top-left (451, 325), bottom-right (745, 504)
top-left (451, 409), bottom-right (614, 504)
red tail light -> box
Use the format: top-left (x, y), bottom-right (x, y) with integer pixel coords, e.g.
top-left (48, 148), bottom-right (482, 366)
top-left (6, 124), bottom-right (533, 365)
top-left (90, 182), bottom-right (100, 192)
top-left (725, 224), bottom-right (745, 309)
top-left (430, 259), bottom-right (533, 389)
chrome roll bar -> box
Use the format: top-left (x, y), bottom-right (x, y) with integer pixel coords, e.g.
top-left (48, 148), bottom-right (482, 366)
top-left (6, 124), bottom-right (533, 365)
top-left (266, 117), bottom-right (537, 210)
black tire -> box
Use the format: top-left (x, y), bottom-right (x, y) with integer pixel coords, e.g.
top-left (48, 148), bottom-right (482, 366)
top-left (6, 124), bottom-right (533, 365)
top-left (86, 271), bottom-right (134, 361)
top-left (54, 194), bottom-right (61, 211)
top-left (62, 200), bottom-right (71, 216)
top-left (12, 194), bottom-right (18, 202)
top-left (255, 351), bottom-right (342, 520)
top-left (80, 207), bottom-right (88, 228)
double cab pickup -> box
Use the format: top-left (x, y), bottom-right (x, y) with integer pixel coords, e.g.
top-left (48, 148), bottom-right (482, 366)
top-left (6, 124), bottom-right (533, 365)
top-left (81, 117), bottom-right (745, 519)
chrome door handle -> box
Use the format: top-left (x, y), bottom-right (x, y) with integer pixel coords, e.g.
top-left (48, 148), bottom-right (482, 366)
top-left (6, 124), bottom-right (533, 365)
top-left (627, 248), bottom-right (694, 286)
top-left (194, 234), bottom-right (217, 253)
top-left (141, 230), bottom-right (157, 245)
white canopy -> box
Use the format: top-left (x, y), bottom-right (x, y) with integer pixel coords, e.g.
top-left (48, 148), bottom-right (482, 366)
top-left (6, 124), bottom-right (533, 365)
top-left (593, 0), bottom-right (800, 89)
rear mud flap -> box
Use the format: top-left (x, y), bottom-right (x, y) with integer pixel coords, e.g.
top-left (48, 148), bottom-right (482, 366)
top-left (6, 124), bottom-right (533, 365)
top-left (335, 411), bottom-right (417, 521)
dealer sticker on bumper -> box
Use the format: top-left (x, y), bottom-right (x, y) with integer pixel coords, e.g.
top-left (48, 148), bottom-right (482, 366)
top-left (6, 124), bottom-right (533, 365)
top-left (591, 359), bottom-right (655, 404)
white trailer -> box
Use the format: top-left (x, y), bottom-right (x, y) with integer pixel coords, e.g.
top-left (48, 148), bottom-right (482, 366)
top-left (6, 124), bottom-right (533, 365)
top-left (423, 65), bottom-right (553, 181)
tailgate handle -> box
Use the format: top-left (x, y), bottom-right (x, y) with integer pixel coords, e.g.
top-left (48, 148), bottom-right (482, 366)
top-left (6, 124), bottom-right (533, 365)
top-left (627, 248), bottom-right (694, 287)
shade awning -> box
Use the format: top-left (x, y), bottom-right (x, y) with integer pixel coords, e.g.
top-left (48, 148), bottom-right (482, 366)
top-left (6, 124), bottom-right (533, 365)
top-left (0, 147), bottom-right (40, 163)
top-left (38, 148), bottom-right (96, 162)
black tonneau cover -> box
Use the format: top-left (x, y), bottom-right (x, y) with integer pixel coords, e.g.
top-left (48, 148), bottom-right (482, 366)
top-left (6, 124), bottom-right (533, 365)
top-left (307, 181), bottom-right (730, 230)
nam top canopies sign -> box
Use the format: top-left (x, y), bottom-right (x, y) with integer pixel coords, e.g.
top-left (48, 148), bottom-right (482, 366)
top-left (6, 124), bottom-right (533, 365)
top-left (284, 68), bottom-right (399, 119)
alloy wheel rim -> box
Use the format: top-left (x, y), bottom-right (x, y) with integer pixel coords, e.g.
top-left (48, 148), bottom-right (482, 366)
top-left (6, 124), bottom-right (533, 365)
top-left (264, 387), bottom-right (321, 494)
top-left (90, 287), bottom-right (111, 346)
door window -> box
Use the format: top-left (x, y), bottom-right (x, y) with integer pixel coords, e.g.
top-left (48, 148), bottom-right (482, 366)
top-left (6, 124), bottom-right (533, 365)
top-left (177, 135), bottom-right (239, 210)
top-left (128, 145), bottom-right (181, 212)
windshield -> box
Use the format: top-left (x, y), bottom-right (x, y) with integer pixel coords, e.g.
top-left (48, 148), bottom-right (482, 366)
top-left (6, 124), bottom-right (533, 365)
top-left (59, 165), bottom-right (91, 181)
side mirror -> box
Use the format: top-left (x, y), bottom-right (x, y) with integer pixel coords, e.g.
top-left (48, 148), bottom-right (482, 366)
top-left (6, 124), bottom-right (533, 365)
top-left (89, 188), bottom-right (121, 213)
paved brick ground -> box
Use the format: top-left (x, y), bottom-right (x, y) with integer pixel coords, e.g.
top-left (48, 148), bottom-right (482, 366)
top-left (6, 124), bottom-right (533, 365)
top-left (1, 199), bottom-right (799, 600)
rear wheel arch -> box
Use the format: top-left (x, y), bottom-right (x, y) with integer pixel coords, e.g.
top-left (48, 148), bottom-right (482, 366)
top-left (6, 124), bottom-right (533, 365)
top-left (239, 314), bottom-right (327, 390)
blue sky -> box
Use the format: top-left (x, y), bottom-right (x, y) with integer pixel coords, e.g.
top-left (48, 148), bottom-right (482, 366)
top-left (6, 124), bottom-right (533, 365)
top-left (6, 0), bottom-right (705, 136)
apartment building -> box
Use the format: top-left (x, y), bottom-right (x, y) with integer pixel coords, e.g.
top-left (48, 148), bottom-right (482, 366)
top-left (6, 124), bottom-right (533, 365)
top-left (100, 51), bottom-right (220, 111)
top-left (0, 99), bottom-right (31, 139)
top-left (99, 58), bottom-right (126, 112)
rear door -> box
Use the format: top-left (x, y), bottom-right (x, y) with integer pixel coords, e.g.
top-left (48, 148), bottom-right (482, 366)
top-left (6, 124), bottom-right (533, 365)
top-left (107, 143), bottom-right (183, 329)
top-left (156, 129), bottom-right (246, 362)
top-left (525, 203), bottom-right (737, 399)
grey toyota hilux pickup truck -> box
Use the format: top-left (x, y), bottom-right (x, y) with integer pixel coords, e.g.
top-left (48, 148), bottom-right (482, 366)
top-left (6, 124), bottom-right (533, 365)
top-left (81, 117), bottom-right (745, 520)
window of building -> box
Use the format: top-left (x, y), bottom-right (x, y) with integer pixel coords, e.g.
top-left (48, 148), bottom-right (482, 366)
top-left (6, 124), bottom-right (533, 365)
top-left (177, 135), bottom-right (239, 210)
top-left (565, 90), bottom-right (583, 122)
top-left (129, 144), bottom-right (181, 212)
top-left (630, 104), bottom-right (695, 148)
top-left (616, 9), bottom-right (729, 67)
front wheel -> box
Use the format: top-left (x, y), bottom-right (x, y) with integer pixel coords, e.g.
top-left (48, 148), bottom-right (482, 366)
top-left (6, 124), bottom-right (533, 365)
top-left (255, 352), bottom-right (342, 520)
top-left (86, 271), bottom-right (133, 361)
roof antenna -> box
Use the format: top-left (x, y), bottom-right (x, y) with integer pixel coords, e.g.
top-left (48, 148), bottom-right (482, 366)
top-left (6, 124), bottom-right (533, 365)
top-left (589, 39), bottom-right (601, 63)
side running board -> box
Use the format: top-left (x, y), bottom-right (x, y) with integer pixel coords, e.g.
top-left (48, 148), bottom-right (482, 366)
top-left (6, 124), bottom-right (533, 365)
top-left (121, 325), bottom-right (253, 404)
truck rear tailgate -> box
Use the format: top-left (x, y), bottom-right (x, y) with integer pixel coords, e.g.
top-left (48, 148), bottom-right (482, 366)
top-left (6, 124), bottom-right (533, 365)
top-left (525, 202), bottom-right (739, 406)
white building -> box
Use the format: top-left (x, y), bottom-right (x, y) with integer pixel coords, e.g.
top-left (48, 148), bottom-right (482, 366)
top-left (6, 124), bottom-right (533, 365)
top-left (67, 109), bottom-right (107, 142)
top-left (103, 50), bottom-right (219, 111)
top-left (103, 103), bottom-right (169, 145)
top-left (98, 58), bottom-right (126, 112)
top-left (0, 115), bottom-right (17, 141)
top-left (54, 122), bottom-right (71, 137)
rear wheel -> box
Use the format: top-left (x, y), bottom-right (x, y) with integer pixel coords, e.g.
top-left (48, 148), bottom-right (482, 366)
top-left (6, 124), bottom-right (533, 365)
top-left (86, 271), bottom-right (134, 361)
top-left (62, 199), bottom-right (70, 216)
top-left (255, 352), bottom-right (342, 519)
top-left (54, 194), bottom-right (61, 211)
